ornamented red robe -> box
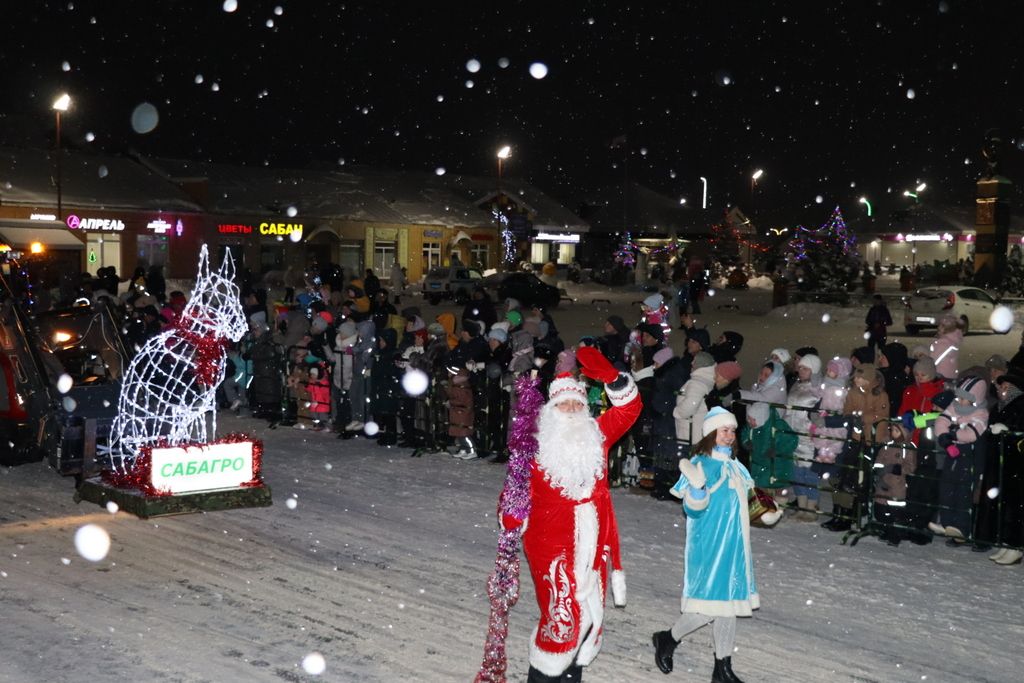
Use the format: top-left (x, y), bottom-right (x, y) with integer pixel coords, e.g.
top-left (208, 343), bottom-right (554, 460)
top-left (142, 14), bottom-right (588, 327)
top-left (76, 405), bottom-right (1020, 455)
top-left (522, 378), bottom-right (641, 676)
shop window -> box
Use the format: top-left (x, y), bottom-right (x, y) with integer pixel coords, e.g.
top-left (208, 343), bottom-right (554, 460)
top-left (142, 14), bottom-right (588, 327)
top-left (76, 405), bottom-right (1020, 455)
top-left (86, 233), bottom-right (122, 276)
top-left (422, 241), bottom-right (442, 272)
top-left (260, 245), bottom-right (285, 272)
top-left (137, 234), bottom-right (169, 269)
top-left (530, 242), bottom-right (549, 264)
top-left (470, 243), bottom-right (489, 269)
top-left (374, 241), bottom-right (396, 275)
top-left (556, 243), bottom-right (576, 265)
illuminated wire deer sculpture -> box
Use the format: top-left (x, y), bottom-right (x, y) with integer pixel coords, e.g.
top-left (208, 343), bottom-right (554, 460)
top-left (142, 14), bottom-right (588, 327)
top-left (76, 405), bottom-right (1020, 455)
top-left (107, 245), bottom-right (248, 473)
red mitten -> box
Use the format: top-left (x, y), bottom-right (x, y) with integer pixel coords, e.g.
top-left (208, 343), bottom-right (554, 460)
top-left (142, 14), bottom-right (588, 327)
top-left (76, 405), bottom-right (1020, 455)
top-left (577, 346), bottom-right (619, 384)
top-left (501, 513), bottom-right (526, 531)
top-left (946, 444), bottom-right (960, 458)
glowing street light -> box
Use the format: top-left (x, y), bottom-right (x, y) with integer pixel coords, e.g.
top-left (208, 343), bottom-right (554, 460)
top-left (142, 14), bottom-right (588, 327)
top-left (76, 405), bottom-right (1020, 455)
top-left (496, 145), bottom-right (511, 192)
top-left (52, 93), bottom-right (72, 220)
top-left (915, 182), bottom-right (927, 193)
top-left (699, 176), bottom-right (708, 209)
top-left (859, 196), bottom-right (873, 216)
top-left (751, 168), bottom-right (764, 196)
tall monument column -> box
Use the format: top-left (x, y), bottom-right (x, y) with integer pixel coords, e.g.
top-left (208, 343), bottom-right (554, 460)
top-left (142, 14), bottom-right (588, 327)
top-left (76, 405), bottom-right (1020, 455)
top-left (974, 129), bottom-right (1012, 288)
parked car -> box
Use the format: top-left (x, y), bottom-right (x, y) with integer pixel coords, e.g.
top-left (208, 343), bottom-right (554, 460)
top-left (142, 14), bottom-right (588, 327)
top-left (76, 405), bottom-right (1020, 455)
top-left (494, 271), bottom-right (562, 309)
top-left (902, 285), bottom-right (1004, 335)
top-left (421, 264), bottom-right (484, 305)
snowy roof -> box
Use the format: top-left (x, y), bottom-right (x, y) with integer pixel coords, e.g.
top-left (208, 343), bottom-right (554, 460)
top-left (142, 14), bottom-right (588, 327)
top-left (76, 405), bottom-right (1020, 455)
top-left (145, 158), bottom-right (411, 224)
top-left (579, 182), bottom-right (695, 236)
top-left (0, 147), bottom-right (203, 213)
top-left (147, 159), bottom-right (588, 231)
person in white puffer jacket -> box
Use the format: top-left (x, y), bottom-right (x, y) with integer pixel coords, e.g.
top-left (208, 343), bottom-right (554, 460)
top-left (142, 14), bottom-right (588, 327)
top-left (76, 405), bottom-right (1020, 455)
top-left (787, 354), bottom-right (823, 521)
top-left (673, 352), bottom-right (716, 447)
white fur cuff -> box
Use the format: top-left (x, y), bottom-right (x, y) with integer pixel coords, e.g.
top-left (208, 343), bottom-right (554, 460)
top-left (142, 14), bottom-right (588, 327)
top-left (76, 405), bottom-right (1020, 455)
top-left (606, 375), bottom-right (639, 406)
top-left (611, 569), bottom-right (626, 607)
top-left (683, 489), bottom-right (710, 512)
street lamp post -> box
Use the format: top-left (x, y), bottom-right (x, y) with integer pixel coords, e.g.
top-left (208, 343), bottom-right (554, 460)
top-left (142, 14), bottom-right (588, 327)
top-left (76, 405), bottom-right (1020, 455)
top-left (52, 93), bottom-right (71, 220)
top-left (700, 176), bottom-right (708, 209)
top-left (859, 196), bottom-right (873, 216)
top-left (496, 145), bottom-right (511, 193)
top-left (751, 168), bottom-right (764, 196)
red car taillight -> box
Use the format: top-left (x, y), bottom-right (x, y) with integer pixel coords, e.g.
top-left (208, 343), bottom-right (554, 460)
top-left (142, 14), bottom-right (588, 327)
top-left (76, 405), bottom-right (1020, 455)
top-left (943, 293), bottom-right (955, 310)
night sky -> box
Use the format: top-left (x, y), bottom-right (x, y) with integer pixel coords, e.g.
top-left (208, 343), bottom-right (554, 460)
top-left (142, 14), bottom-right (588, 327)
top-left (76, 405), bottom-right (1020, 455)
top-left (4, 1), bottom-right (1023, 227)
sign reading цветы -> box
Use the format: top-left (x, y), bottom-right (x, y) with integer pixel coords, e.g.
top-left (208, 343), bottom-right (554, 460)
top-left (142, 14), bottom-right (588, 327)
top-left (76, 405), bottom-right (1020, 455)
top-left (150, 440), bottom-right (255, 494)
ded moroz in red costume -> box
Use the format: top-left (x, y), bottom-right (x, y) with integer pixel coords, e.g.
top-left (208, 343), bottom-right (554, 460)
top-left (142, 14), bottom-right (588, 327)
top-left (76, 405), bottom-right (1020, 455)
top-left (509, 347), bottom-right (641, 678)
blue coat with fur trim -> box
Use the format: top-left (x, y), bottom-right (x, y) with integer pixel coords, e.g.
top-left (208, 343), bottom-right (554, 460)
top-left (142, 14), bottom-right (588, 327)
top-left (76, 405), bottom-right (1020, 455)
top-left (675, 449), bottom-right (760, 616)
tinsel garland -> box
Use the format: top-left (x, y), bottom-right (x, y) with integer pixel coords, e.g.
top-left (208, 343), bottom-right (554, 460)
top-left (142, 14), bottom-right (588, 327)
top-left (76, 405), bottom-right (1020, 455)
top-left (474, 375), bottom-right (543, 683)
top-left (102, 433), bottom-right (264, 496)
top-left (171, 319), bottom-right (228, 387)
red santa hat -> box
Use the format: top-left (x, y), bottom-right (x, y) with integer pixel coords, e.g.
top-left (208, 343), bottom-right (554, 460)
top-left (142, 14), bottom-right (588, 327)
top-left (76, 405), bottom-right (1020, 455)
top-left (547, 372), bottom-right (588, 407)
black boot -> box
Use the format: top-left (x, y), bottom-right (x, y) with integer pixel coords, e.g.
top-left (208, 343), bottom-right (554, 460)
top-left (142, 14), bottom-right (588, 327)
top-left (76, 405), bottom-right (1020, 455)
top-left (560, 663), bottom-right (583, 681)
top-left (712, 656), bottom-right (746, 683)
top-left (652, 630), bottom-right (677, 674)
top-left (526, 666), bottom-right (562, 683)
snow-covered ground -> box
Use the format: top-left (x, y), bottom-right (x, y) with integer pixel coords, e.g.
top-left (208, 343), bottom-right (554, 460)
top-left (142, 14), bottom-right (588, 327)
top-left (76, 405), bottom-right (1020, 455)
top-left (2, 282), bottom-right (1022, 683)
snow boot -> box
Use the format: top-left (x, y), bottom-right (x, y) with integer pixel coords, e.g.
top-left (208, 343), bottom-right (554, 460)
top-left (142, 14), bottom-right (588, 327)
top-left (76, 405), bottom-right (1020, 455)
top-left (526, 666), bottom-right (562, 683)
top-left (652, 630), bottom-right (677, 674)
top-left (560, 663), bottom-right (583, 681)
top-left (711, 656), bottom-right (746, 683)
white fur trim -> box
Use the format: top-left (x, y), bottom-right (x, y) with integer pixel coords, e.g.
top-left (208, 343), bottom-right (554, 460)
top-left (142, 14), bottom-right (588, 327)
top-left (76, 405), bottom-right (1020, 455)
top-left (548, 375), bottom-right (588, 406)
top-left (683, 488), bottom-right (710, 512)
top-left (701, 409), bottom-right (738, 437)
top-left (611, 569), bottom-right (626, 607)
top-left (529, 626), bottom-right (577, 676)
top-left (759, 508), bottom-right (783, 526)
top-left (605, 374), bottom-right (638, 406)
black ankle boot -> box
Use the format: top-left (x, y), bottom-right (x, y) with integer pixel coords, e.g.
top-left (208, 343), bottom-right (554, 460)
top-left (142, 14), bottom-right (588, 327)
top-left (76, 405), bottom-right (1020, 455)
top-left (712, 656), bottom-right (746, 683)
top-left (652, 630), bottom-right (677, 674)
top-left (526, 666), bottom-right (562, 683)
top-left (560, 663), bottom-right (583, 681)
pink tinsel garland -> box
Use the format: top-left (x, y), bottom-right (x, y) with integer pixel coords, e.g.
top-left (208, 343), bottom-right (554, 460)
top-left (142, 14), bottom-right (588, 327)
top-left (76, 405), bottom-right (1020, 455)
top-left (474, 375), bottom-right (543, 683)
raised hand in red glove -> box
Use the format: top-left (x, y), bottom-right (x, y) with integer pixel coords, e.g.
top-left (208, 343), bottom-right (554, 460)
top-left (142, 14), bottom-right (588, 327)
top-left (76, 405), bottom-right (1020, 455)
top-left (576, 346), bottom-right (620, 384)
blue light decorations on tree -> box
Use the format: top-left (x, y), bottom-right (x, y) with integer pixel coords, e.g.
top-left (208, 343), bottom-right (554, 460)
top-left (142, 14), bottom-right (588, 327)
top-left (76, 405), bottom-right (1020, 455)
top-left (787, 206), bottom-right (860, 293)
top-left (613, 232), bottom-right (638, 267)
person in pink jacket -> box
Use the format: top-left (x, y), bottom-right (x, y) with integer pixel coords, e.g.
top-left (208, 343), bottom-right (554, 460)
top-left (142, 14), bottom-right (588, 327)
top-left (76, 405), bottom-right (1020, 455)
top-left (929, 314), bottom-right (963, 381)
top-left (929, 375), bottom-right (988, 542)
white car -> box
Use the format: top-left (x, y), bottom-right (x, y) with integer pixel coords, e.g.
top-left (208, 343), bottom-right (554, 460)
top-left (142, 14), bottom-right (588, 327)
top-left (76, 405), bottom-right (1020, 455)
top-left (902, 286), bottom-right (1004, 335)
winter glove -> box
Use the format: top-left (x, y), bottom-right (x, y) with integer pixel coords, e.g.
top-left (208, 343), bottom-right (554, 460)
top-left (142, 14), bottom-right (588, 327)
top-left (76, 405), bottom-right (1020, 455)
top-left (990, 422), bottom-right (1009, 435)
top-left (678, 458), bottom-right (706, 489)
top-left (936, 432), bottom-right (954, 449)
top-left (577, 346), bottom-right (619, 383)
top-left (901, 411), bottom-right (917, 431)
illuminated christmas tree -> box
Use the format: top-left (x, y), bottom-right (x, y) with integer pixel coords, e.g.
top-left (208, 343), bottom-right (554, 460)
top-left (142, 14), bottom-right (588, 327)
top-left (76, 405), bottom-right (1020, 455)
top-left (787, 206), bottom-right (860, 293)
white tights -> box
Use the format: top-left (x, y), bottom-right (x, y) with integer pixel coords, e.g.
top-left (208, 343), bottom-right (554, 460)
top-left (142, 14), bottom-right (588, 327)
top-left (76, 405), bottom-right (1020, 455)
top-left (670, 613), bottom-right (736, 658)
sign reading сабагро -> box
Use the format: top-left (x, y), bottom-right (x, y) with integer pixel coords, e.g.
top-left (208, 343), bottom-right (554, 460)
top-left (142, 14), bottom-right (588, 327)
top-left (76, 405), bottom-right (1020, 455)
top-left (150, 441), bottom-right (255, 494)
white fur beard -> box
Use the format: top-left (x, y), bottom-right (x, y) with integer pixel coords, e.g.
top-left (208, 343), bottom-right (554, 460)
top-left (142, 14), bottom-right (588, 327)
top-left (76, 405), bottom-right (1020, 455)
top-left (535, 403), bottom-right (606, 500)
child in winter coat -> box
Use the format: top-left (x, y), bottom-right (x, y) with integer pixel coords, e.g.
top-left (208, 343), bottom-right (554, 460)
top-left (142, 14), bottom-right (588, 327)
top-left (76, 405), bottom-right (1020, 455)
top-left (787, 354), bottom-right (823, 521)
top-left (740, 361), bottom-right (795, 499)
top-left (326, 321), bottom-right (358, 436)
top-left (929, 375), bottom-right (989, 542)
top-left (930, 314), bottom-right (963, 381)
top-left (811, 358), bottom-right (852, 471)
top-left (305, 364), bottom-right (331, 430)
top-left (813, 363), bottom-right (890, 532)
top-left (652, 407), bottom-right (760, 682)
top-left (873, 421), bottom-right (917, 545)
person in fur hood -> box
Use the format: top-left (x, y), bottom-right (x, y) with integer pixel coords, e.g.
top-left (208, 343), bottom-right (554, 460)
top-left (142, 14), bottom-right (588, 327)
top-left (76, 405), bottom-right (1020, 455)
top-left (787, 354), bottom-right (823, 521)
top-left (501, 347), bottom-right (641, 682)
top-left (929, 375), bottom-right (989, 542)
top-left (652, 407), bottom-right (759, 683)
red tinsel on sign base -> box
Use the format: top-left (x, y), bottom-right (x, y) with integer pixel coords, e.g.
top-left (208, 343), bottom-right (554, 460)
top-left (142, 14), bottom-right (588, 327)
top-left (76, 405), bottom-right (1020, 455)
top-left (102, 433), bottom-right (264, 497)
top-left (171, 319), bottom-right (229, 387)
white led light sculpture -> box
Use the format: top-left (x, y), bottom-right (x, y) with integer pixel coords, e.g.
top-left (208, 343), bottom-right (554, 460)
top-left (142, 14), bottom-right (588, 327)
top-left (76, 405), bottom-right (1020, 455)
top-left (107, 246), bottom-right (248, 472)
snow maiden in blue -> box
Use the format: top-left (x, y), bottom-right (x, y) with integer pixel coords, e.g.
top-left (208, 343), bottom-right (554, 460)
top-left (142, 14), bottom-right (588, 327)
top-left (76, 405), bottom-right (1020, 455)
top-left (651, 406), bottom-right (759, 683)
